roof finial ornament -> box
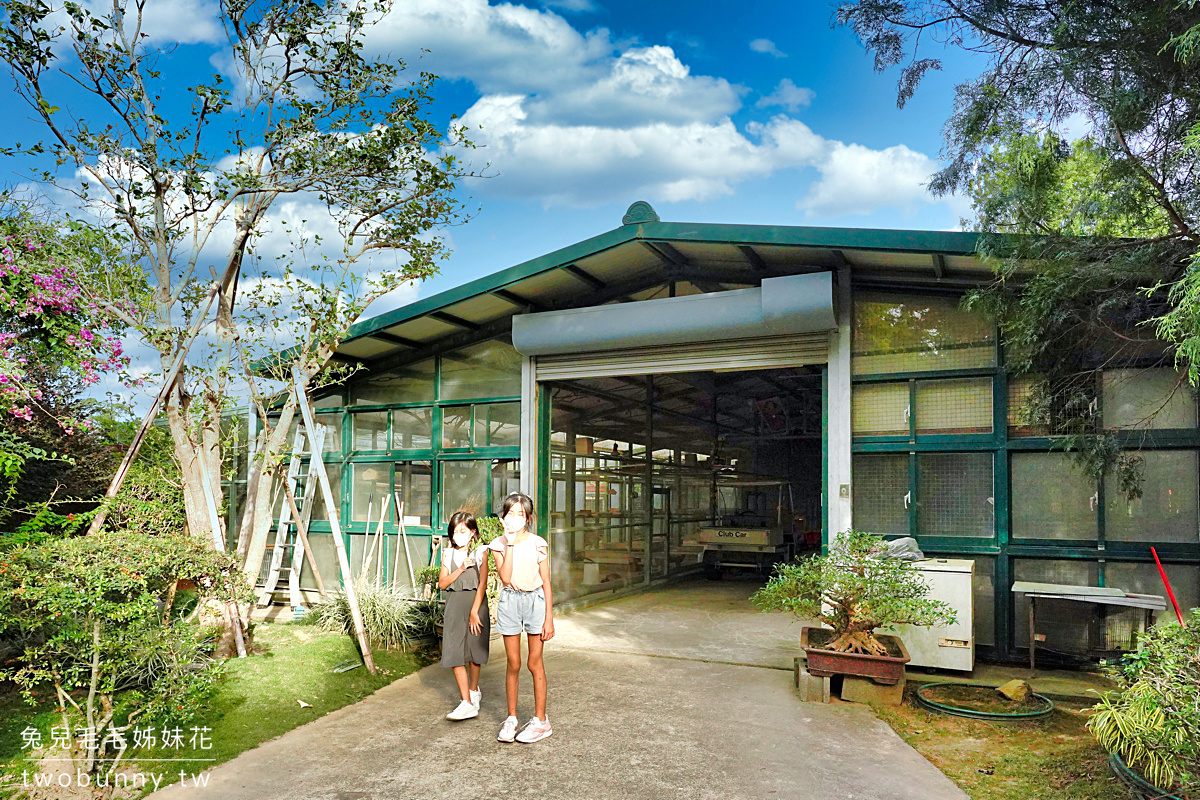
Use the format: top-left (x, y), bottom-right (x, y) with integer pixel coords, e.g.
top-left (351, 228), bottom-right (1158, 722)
top-left (622, 201), bottom-right (660, 226)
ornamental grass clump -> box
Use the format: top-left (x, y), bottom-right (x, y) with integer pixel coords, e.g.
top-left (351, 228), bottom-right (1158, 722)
top-left (752, 530), bottom-right (956, 656)
top-left (307, 579), bottom-right (443, 651)
top-left (1089, 610), bottom-right (1200, 797)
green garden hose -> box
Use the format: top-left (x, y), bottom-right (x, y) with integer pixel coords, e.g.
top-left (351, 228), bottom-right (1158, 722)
top-left (915, 682), bottom-right (1054, 721)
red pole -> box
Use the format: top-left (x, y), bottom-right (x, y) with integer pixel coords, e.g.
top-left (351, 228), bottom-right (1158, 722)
top-left (1151, 547), bottom-right (1186, 627)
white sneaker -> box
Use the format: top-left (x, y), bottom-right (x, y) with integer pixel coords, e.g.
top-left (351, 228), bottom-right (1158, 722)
top-left (469, 688), bottom-right (481, 710)
top-left (446, 700), bottom-right (478, 721)
top-left (516, 716), bottom-right (552, 743)
top-left (497, 715), bottom-right (518, 742)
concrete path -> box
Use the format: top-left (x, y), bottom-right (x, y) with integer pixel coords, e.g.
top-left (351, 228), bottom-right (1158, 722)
top-left (150, 581), bottom-right (966, 800)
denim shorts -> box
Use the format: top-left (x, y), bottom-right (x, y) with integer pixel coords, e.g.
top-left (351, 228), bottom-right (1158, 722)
top-left (496, 586), bottom-right (545, 635)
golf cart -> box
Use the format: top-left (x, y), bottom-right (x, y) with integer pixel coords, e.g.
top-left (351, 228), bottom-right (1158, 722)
top-left (698, 479), bottom-right (796, 579)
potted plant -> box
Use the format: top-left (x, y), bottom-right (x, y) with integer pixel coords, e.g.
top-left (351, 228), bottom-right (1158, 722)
top-left (1089, 611), bottom-right (1199, 800)
top-left (752, 530), bottom-right (956, 685)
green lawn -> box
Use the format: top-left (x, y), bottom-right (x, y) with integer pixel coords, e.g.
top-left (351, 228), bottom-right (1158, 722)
top-left (875, 688), bottom-right (1126, 800)
top-left (1, 623), bottom-right (430, 798)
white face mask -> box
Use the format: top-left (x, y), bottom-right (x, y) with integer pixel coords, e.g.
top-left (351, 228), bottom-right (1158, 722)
top-left (502, 514), bottom-right (525, 534)
top-left (452, 531), bottom-right (472, 548)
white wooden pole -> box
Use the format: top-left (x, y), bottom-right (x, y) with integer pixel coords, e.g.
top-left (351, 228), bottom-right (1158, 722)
top-left (293, 369), bottom-right (376, 674)
top-left (193, 450), bottom-right (248, 659)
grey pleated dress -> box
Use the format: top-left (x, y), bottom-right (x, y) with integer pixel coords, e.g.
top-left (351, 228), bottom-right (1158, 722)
top-left (440, 550), bottom-right (490, 668)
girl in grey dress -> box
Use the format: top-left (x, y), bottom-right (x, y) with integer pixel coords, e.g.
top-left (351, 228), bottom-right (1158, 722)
top-left (438, 511), bottom-right (491, 720)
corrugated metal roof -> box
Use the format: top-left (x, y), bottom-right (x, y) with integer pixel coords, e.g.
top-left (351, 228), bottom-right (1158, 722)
top-left (335, 203), bottom-right (995, 366)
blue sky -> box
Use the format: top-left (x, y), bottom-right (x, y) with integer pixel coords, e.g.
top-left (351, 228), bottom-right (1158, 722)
top-left (2, 0), bottom-right (986, 318)
top-left (400, 0), bottom-right (983, 300)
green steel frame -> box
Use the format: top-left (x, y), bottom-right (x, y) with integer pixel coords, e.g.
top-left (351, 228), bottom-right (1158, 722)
top-left (287, 342), bottom-right (523, 586)
top-left (254, 208), bottom-right (1196, 660)
top-left (849, 299), bottom-right (1200, 660)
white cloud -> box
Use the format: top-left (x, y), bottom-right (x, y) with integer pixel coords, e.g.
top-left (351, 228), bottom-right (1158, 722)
top-left (45, 0), bottom-right (223, 46)
top-left (136, 0), bottom-right (223, 45)
top-left (363, 0), bottom-right (949, 214)
top-left (523, 46), bottom-right (743, 126)
top-left (366, 1), bottom-right (739, 127)
top-left (756, 78), bottom-right (814, 112)
top-left (749, 38), bottom-right (786, 58)
top-left (799, 142), bottom-right (939, 218)
top-left (364, 0), bottom-right (613, 97)
top-left (458, 101), bottom-right (826, 205)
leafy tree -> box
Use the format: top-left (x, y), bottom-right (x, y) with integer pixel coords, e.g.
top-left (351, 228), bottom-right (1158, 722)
top-left (0, 1), bottom-right (469, 614)
top-left (835, 0), bottom-right (1200, 485)
top-left (0, 214), bottom-right (130, 530)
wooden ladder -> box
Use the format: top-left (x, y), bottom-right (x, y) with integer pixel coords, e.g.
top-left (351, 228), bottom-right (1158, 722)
top-left (257, 423), bottom-right (327, 608)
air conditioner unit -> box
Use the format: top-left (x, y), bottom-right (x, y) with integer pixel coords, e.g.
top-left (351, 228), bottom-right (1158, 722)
top-left (891, 559), bottom-right (975, 672)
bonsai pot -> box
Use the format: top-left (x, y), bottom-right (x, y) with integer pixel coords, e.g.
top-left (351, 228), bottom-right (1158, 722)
top-left (801, 626), bottom-right (911, 685)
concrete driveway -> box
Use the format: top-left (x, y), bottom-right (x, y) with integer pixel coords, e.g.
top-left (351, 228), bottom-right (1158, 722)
top-left (150, 580), bottom-right (966, 800)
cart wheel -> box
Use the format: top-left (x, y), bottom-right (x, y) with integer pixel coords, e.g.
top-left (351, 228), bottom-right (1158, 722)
top-left (704, 565), bottom-right (722, 581)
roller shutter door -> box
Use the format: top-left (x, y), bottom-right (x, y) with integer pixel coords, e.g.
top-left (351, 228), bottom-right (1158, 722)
top-left (534, 332), bottom-right (829, 381)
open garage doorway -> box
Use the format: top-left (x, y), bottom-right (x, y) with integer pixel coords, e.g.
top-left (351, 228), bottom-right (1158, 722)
top-left (545, 367), bottom-right (824, 603)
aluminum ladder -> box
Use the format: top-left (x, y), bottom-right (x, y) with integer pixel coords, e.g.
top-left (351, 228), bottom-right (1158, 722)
top-left (257, 423), bottom-right (327, 607)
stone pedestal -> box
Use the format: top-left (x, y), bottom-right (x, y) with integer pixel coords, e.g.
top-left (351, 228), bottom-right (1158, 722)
top-left (795, 658), bottom-right (830, 703)
top-left (841, 674), bottom-right (906, 706)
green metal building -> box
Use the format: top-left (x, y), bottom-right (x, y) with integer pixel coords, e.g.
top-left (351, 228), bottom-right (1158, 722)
top-left (275, 201), bottom-right (1200, 662)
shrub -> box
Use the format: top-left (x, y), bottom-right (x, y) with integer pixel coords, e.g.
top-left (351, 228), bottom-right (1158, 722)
top-left (0, 528), bottom-right (245, 777)
top-left (752, 530), bottom-right (956, 655)
top-left (477, 515), bottom-right (503, 544)
top-left (1089, 610), bottom-right (1200, 796)
top-left (306, 579), bottom-right (443, 650)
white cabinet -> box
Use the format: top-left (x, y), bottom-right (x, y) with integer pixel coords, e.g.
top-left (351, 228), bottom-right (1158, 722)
top-left (892, 558), bottom-right (975, 672)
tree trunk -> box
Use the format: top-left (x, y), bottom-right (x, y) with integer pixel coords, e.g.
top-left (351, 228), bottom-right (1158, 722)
top-left (240, 395), bottom-right (299, 590)
top-left (828, 628), bottom-right (888, 656)
top-left (163, 382), bottom-right (214, 546)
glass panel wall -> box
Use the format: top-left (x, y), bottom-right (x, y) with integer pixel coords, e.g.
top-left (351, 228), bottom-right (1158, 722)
top-left (395, 461), bottom-right (433, 527)
top-left (917, 453), bottom-right (993, 537)
top-left (1013, 559), bottom-right (1101, 651)
top-left (351, 462), bottom-right (392, 522)
top-left (352, 411), bottom-right (388, 451)
top-left (915, 378), bottom-right (992, 435)
top-left (351, 357), bottom-right (435, 405)
top-left (442, 406), bottom-right (473, 449)
top-left (851, 383), bottom-right (908, 436)
top-left (851, 454), bottom-right (909, 535)
top-left (308, 463), bottom-right (342, 521)
top-left (1011, 452), bottom-right (1097, 540)
top-left (971, 556), bottom-right (996, 647)
top-left (852, 292), bottom-right (995, 375)
top-left (477, 402), bottom-right (521, 447)
top-left (1105, 450), bottom-right (1199, 543)
top-left (1102, 368), bottom-right (1197, 430)
top-left (440, 339), bottom-right (521, 401)
top-left (392, 407), bottom-right (432, 450)
top-left (441, 460), bottom-right (492, 520)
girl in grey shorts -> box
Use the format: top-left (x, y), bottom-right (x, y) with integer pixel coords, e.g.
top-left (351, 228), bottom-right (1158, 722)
top-left (438, 511), bottom-right (490, 721)
top-left (489, 492), bottom-right (554, 744)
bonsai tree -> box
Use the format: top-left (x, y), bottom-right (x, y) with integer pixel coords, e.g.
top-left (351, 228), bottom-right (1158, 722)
top-left (752, 530), bottom-right (956, 656)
